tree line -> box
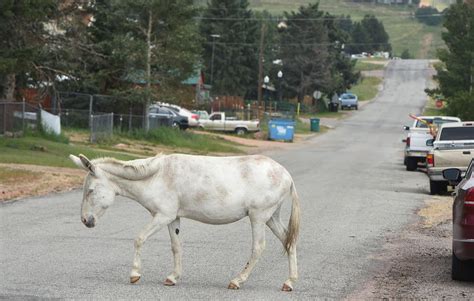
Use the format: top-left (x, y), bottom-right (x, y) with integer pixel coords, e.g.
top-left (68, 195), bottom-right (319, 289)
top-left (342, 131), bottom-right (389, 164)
top-left (0, 0), bottom-right (391, 114)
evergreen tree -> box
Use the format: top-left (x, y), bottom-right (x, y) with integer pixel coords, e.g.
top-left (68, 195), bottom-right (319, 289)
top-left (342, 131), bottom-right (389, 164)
top-left (426, 1), bottom-right (474, 120)
top-left (0, 0), bottom-right (57, 100)
top-left (360, 15), bottom-right (391, 53)
top-left (279, 3), bottom-right (331, 102)
top-left (323, 13), bottom-right (360, 96)
top-left (78, 0), bottom-right (201, 128)
top-left (199, 0), bottom-right (258, 96)
top-left (349, 22), bottom-right (370, 54)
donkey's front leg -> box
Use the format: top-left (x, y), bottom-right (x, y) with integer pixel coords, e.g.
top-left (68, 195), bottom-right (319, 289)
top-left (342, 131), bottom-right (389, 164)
top-left (228, 220), bottom-right (266, 289)
top-left (130, 213), bottom-right (173, 284)
top-left (164, 218), bottom-right (182, 286)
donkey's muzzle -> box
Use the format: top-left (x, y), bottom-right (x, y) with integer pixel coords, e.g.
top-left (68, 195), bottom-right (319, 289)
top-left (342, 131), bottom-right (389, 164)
top-left (82, 216), bottom-right (96, 228)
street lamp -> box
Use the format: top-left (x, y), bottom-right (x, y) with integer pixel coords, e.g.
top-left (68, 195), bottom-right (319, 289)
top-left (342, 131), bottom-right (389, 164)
top-left (264, 76), bottom-right (270, 111)
top-left (277, 70), bottom-right (283, 102)
top-left (210, 34), bottom-right (220, 86)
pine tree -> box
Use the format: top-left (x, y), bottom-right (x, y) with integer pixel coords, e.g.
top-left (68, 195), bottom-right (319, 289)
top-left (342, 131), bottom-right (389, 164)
top-left (199, 0), bottom-right (258, 96)
top-left (0, 0), bottom-right (57, 100)
top-left (427, 0), bottom-right (474, 120)
top-left (279, 3), bottom-right (331, 102)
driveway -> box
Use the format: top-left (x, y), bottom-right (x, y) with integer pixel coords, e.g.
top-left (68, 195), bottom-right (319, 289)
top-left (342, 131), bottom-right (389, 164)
top-left (1, 60), bottom-right (467, 299)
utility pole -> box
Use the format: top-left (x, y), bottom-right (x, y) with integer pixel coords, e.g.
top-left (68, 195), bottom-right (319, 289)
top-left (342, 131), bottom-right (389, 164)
top-left (257, 23), bottom-right (266, 118)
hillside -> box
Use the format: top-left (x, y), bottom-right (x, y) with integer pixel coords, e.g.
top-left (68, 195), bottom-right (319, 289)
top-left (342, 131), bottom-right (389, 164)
top-left (194, 0), bottom-right (446, 59)
top-left (249, 0), bottom-right (445, 59)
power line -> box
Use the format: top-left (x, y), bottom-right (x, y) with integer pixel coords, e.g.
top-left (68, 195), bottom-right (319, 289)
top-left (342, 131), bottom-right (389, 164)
top-left (194, 13), bottom-right (445, 21)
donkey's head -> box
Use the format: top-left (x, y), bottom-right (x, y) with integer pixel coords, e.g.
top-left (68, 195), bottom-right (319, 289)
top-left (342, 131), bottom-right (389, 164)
top-left (69, 154), bottom-right (116, 228)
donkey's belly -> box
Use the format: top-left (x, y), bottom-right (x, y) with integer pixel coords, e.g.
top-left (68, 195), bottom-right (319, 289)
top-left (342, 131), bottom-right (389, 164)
top-left (177, 206), bottom-right (247, 225)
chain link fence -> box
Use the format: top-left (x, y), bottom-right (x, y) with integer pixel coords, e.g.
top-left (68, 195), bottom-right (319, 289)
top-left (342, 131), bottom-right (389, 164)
top-left (0, 101), bottom-right (39, 136)
top-left (90, 113), bottom-right (114, 143)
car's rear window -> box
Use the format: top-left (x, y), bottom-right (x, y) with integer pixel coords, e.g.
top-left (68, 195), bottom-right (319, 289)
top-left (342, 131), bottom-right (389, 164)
top-left (342, 94), bottom-right (355, 99)
top-left (439, 127), bottom-right (474, 140)
top-left (416, 118), bottom-right (458, 128)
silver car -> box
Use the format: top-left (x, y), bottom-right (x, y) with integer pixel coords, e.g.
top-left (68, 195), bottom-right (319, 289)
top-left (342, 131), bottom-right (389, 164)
top-left (339, 93), bottom-right (358, 110)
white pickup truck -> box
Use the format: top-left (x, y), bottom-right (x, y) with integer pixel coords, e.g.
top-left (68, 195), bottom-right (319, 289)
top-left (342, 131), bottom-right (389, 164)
top-left (198, 112), bottom-right (260, 135)
top-left (403, 115), bottom-right (460, 171)
top-left (426, 121), bottom-right (474, 194)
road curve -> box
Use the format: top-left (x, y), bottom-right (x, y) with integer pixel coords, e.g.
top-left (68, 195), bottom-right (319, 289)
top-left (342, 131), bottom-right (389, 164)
top-left (0, 60), bottom-right (432, 299)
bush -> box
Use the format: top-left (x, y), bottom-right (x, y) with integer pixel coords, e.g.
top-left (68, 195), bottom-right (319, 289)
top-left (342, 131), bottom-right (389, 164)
top-left (401, 49), bottom-right (412, 59)
top-left (445, 91), bottom-right (474, 121)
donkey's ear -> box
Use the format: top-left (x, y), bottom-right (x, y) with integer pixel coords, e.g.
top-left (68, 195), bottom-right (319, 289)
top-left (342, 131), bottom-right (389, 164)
top-left (78, 154), bottom-right (96, 174)
top-left (69, 154), bottom-right (95, 174)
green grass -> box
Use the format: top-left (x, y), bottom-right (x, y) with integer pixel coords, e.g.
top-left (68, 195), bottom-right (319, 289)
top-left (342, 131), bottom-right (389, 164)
top-left (114, 127), bottom-right (243, 154)
top-left (350, 76), bottom-right (382, 101)
top-left (0, 136), bottom-right (138, 168)
top-left (248, 0), bottom-right (445, 59)
top-left (354, 60), bottom-right (386, 72)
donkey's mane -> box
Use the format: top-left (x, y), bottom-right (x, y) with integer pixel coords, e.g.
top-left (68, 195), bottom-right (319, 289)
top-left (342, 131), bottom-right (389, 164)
top-left (93, 155), bottom-right (162, 180)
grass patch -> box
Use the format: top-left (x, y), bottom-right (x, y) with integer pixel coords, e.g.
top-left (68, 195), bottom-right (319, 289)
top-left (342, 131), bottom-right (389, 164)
top-left (422, 97), bottom-right (447, 116)
top-left (350, 76), bottom-right (382, 101)
top-left (354, 60), bottom-right (386, 72)
top-left (114, 127), bottom-right (243, 154)
top-left (0, 136), bottom-right (138, 168)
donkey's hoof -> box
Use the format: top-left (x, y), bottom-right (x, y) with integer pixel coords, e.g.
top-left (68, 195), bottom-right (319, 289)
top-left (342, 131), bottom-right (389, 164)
top-left (164, 278), bottom-right (176, 286)
top-left (281, 283), bottom-right (293, 292)
top-left (130, 276), bottom-right (141, 284)
top-left (228, 282), bottom-right (240, 290)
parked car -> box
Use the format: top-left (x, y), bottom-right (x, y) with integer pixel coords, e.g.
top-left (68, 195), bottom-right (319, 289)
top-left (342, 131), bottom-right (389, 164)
top-left (339, 93), bottom-right (358, 110)
top-left (148, 106), bottom-right (188, 130)
top-left (198, 112), bottom-right (260, 135)
top-left (153, 102), bottom-right (199, 127)
top-left (442, 158), bottom-right (474, 281)
top-left (426, 121), bottom-right (474, 194)
top-left (192, 110), bottom-right (209, 120)
top-left (403, 116), bottom-right (461, 171)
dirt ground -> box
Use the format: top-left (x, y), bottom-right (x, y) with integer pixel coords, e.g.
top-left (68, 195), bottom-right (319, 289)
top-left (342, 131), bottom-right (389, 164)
top-left (0, 163), bottom-right (84, 202)
top-left (351, 196), bottom-right (474, 299)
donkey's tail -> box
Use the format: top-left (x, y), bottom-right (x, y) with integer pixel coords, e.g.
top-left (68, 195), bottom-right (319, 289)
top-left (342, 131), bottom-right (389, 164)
top-left (284, 181), bottom-right (300, 253)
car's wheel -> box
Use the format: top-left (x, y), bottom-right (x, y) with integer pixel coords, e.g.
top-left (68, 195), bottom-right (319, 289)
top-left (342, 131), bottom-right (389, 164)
top-left (406, 157), bottom-right (418, 171)
top-left (429, 180), bottom-right (448, 195)
top-left (172, 121), bottom-right (179, 129)
top-left (235, 128), bottom-right (247, 136)
top-left (340, 106), bottom-right (344, 111)
top-left (452, 252), bottom-right (474, 281)
top-left (355, 105), bottom-right (358, 110)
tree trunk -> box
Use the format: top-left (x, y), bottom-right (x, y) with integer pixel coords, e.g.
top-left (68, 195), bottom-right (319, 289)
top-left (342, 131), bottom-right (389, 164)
top-left (1, 74), bottom-right (16, 101)
top-left (144, 10), bottom-right (153, 131)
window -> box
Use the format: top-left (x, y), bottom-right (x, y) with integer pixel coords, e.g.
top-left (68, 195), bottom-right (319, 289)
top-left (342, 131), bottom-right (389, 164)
top-left (439, 127), bottom-right (474, 141)
top-left (211, 114), bottom-right (221, 121)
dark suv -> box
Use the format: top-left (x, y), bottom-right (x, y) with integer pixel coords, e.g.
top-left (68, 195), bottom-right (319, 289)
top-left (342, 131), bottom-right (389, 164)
top-left (148, 106), bottom-right (188, 130)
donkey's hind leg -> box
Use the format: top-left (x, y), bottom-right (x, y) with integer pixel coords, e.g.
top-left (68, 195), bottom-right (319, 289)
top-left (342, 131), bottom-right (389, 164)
top-left (228, 220), bottom-right (266, 289)
top-left (266, 209), bottom-right (298, 292)
top-left (164, 218), bottom-right (182, 286)
top-left (130, 214), bottom-right (174, 284)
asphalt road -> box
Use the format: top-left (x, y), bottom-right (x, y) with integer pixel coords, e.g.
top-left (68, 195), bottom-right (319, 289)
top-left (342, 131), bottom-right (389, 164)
top-left (1, 60), bottom-right (433, 299)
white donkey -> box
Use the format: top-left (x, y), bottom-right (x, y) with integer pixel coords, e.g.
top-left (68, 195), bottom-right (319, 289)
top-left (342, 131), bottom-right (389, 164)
top-left (69, 153), bottom-right (300, 291)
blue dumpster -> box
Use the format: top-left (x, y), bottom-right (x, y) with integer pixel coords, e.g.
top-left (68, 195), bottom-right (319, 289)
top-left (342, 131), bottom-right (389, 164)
top-left (268, 119), bottom-right (295, 142)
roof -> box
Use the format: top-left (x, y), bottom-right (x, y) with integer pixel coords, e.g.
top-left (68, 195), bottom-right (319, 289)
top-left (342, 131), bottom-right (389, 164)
top-left (125, 69), bottom-right (203, 85)
top-left (440, 121), bottom-right (474, 128)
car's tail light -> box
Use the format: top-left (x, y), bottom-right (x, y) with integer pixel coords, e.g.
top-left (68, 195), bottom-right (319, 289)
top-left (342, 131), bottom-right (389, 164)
top-left (406, 137), bottom-right (410, 147)
top-left (465, 188), bottom-right (474, 207)
top-left (191, 114), bottom-right (199, 120)
top-left (426, 154), bottom-right (434, 167)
